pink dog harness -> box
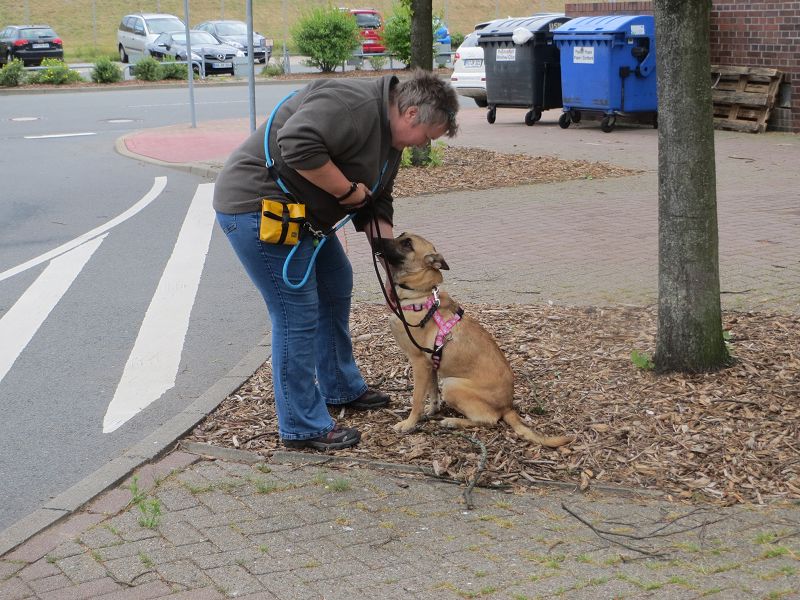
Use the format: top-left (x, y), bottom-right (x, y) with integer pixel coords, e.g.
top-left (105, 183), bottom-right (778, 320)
top-left (401, 286), bottom-right (464, 370)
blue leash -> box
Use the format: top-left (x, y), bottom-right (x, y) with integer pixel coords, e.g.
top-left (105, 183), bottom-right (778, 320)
top-left (281, 175), bottom-right (383, 289)
top-left (263, 92), bottom-right (387, 289)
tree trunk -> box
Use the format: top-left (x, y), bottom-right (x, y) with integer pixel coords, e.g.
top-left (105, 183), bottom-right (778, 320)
top-left (653, 0), bottom-right (729, 372)
top-left (409, 0), bottom-right (433, 166)
top-left (410, 0), bottom-right (433, 70)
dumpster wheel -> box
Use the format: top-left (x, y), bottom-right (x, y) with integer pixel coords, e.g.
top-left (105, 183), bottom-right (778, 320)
top-left (601, 115), bottom-right (617, 133)
top-left (524, 109), bottom-right (542, 126)
top-left (558, 112), bottom-right (571, 129)
top-left (487, 107), bottom-right (496, 124)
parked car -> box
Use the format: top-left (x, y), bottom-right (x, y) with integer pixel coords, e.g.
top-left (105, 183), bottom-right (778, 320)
top-left (117, 13), bottom-right (186, 63)
top-left (349, 8), bottom-right (385, 54)
top-left (0, 25), bottom-right (63, 66)
top-left (449, 21), bottom-right (497, 107)
top-left (147, 30), bottom-right (243, 75)
top-left (195, 20), bottom-right (273, 64)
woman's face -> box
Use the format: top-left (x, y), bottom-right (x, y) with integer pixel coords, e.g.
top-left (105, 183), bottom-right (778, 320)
top-left (390, 106), bottom-right (449, 150)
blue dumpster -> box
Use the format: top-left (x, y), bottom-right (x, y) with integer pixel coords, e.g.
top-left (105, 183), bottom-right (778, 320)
top-left (477, 14), bottom-right (569, 126)
top-left (553, 15), bottom-right (657, 132)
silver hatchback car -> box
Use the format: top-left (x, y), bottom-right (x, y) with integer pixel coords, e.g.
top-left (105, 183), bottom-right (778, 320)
top-left (117, 13), bottom-right (185, 63)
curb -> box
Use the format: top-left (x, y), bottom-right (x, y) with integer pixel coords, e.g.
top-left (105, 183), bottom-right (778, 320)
top-left (114, 134), bottom-right (223, 180)
top-left (0, 337), bottom-right (271, 558)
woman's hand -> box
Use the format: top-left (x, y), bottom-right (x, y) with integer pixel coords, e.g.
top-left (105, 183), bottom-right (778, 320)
top-left (338, 183), bottom-right (371, 211)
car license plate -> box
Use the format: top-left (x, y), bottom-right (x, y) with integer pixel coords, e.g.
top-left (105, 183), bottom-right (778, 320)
top-left (464, 58), bottom-right (482, 68)
top-left (32, 43), bottom-right (50, 49)
top-left (212, 62), bottom-right (232, 69)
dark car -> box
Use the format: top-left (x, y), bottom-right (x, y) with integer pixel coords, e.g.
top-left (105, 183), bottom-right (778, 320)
top-left (0, 25), bottom-right (63, 66)
top-left (194, 20), bottom-right (272, 64)
top-left (147, 30), bottom-right (242, 75)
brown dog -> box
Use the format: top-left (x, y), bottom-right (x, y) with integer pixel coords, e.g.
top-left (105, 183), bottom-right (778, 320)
top-left (378, 233), bottom-right (572, 448)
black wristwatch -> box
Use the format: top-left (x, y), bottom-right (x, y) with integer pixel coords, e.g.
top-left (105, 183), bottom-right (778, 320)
top-left (336, 182), bottom-right (358, 201)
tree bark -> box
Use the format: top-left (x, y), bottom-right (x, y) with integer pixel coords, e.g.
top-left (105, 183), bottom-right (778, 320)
top-left (409, 0), bottom-right (433, 166)
top-left (653, 0), bottom-right (729, 372)
top-left (410, 0), bottom-right (433, 70)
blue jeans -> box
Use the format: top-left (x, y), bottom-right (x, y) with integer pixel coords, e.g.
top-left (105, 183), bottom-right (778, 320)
top-left (216, 211), bottom-right (367, 440)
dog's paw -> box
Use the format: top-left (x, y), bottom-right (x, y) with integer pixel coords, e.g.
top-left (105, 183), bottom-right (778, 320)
top-left (425, 402), bottom-right (442, 417)
top-left (393, 419), bottom-right (418, 434)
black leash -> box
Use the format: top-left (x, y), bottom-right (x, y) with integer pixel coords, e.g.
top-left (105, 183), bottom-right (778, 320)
top-left (367, 207), bottom-right (436, 356)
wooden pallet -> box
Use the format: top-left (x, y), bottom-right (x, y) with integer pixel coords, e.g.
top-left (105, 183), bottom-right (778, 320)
top-left (711, 65), bottom-right (783, 133)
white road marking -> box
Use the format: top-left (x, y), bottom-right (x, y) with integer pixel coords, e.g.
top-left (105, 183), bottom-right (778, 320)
top-left (125, 100), bottom-right (247, 108)
top-left (24, 132), bottom-right (97, 139)
top-left (103, 183), bottom-right (216, 433)
top-left (0, 235), bottom-right (107, 385)
top-left (0, 177), bottom-right (167, 283)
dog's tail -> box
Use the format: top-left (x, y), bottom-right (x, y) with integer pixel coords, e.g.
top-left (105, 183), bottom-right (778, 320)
top-left (502, 410), bottom-right (573, 448)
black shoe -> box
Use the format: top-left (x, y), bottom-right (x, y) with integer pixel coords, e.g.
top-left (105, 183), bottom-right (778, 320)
top-left (332, 388), bottom-right (390, 411)
top-left (282, 425), bottom-right (361, 451)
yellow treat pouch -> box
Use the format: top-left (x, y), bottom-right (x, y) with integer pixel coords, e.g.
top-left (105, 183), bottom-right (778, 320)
top-left (260, 199), bottom-right (305, 245)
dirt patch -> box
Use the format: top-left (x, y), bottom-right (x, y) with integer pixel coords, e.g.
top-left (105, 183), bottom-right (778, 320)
top-left (188, 304), bottom-right (800, 506)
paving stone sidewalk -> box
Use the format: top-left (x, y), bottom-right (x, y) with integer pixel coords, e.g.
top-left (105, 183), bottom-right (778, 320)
top-left (2, 446), bottom-right (798, 600)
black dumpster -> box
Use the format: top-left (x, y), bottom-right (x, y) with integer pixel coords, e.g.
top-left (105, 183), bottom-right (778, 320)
top-left (477, 14), bottom-right (569, 125)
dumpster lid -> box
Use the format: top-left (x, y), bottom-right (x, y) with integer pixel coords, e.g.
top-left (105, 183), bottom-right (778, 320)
top-left (553, 15), bottom-right (654, 37)
top-left (477, 13), bottom-right (568, 40)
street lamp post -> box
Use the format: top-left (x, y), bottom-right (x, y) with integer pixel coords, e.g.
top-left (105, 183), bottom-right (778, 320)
top-left (183, 0), bottom-right (197, 128)
top-left (281, 0), bottom-right (290, 73)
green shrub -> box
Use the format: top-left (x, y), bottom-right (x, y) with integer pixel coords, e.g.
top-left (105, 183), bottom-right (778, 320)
top-left (27, 58), bottom-right (83, 85)
top-left (160, 59), bottom-right (188, 80)
top-left (383, 4), bottom-right (412, 65)
top-left (368, 54), bottom-right (387, 71)
top-left (450, 31), bottom-right (465, 50)
top-left (292, 6), bottom-right (360, 72)
top-left (91, 56), bottom-right (122, 83)
top-left (0, 59), bottom-right (27, 87)
top-left (132, 56), bottom-right (163, 81)
top-left (384, 6), bottom-right (442, 67)
top-left (261, 62), bottom-right (284, 77)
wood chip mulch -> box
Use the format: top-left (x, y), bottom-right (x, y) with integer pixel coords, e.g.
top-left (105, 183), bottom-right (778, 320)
top-left (188, 304), bottom-right (800, 506)
top-left (392, 146), bottom-right (636, 197)
top-left (186, 125), bottom-right (795, 507)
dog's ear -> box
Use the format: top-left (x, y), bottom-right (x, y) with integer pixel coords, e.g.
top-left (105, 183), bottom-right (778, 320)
top-left (425, 252), bottom-right (449, 271)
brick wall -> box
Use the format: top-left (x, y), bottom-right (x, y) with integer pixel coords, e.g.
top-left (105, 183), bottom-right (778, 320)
top-left (565, 1), bottom-right (799, 132)
top-left (564, 2), bottom-right (653, 16)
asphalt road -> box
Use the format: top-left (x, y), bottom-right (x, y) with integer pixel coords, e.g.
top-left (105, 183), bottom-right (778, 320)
top-left (0, 84), bottom-right (304, 531)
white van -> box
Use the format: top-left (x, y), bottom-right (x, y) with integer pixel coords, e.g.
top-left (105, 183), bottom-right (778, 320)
top-left (117, 13), bottom-right (185, 63)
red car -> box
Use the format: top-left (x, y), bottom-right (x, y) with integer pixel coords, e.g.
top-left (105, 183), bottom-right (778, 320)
top-left (349, 9), bottom-right (385, 54)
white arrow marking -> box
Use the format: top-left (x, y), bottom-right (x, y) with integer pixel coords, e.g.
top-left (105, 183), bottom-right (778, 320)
top-left (0, 235), bottom-right (107, 385)
top-left (0, 177), bottom-right (167, 283)
top-left (103, 183), bottom-right (216, 433)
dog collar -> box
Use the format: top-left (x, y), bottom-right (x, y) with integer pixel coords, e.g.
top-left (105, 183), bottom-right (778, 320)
top-left (401, 286), bottom-right (440, 321)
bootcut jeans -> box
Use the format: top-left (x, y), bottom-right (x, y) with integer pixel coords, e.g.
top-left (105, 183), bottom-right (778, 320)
top-left (216, 210), bottom-right (368, 440)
